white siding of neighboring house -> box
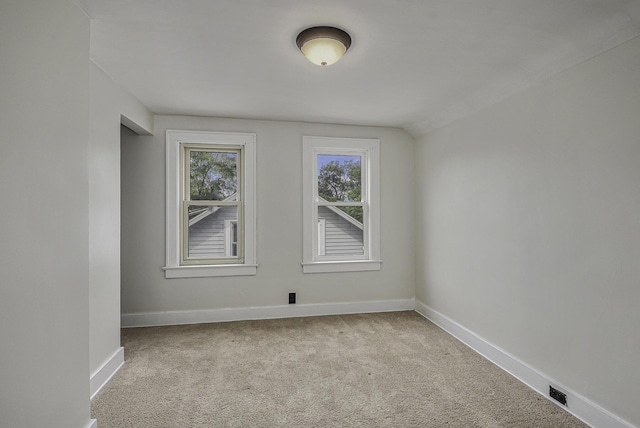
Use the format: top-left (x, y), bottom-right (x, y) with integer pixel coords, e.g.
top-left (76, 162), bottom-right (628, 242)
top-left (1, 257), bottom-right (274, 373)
top-left (318, 206), bottom-right (364, 256)
top-left (190, 206), bottom-right (363, 258)
top-left (188, 206), bottom-right (237, 258)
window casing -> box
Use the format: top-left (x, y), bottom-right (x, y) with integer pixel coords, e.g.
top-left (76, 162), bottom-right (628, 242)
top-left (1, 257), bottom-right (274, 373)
top-left (302, 136), bottom-right (381, 273)
top-left (165, 130), bottom-right (256, 278)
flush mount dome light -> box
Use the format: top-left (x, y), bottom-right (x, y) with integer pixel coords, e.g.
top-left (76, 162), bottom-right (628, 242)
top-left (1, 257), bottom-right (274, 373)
top-left (296, 26), bottom-right (352, 66)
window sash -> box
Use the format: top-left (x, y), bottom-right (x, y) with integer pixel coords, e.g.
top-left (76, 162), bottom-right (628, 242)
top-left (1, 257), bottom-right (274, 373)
top-left (315, 149), bottom-right (365, 204)
top-left (180, 144), bottom-right (244, 265)
top-left (180, 202), bottom-right (243, 265)
top-left (182, 145), bottom-right (242, 202)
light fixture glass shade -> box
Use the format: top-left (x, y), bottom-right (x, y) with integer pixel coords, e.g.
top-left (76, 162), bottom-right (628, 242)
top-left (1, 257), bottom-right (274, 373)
top-left (296, 26), bottom-right (351, 66)
top-left (300, 37), bottom-right (347, 66)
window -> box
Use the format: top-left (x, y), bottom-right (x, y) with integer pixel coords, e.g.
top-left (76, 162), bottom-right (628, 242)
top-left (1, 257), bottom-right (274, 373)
top-left (302, 136), bottom-right (381, 273)
top-left (165, 130), bottom-right (256, 278)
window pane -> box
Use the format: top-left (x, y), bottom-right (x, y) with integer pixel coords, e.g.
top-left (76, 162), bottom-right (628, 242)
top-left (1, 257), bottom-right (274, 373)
top-left (317, 154), bottom-right (361, 202)
top-left (187, 205), bottom-right (238, 259)
top-left (317, 206), bottom-right (364, 256)
top-left (336, 206), bottom-right (363, 223)
top-left (190, 151), bottom-right (238, 201)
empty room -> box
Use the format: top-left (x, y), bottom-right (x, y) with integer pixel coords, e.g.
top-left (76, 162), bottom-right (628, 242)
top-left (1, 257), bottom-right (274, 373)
top-left (1, 1), bottom-right (639, 427)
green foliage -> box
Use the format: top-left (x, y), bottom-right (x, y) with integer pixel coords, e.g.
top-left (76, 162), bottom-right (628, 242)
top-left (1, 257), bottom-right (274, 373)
top-left (339, 206), bottom-right (363, 223)
top-left (318, 159), bottom-right (362, 222)
top-left (189, 151), bottom-right (237, 200)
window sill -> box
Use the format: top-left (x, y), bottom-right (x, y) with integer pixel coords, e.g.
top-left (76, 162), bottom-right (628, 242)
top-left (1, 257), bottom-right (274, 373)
top-left (164, 264), bottom-right (258, 279)
top-left (301, 260), bottom-right (382, 274)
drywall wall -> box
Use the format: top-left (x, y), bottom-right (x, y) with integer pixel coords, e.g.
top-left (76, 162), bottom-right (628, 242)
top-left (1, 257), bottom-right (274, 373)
top-left (89, 63), bottom-right (153, 381)
top-left (0, 1), bottom-right (91, 427)
top-left (121, 116), bottom-right (414, 315)
top-left (415, 36), bottom-right (640, 426)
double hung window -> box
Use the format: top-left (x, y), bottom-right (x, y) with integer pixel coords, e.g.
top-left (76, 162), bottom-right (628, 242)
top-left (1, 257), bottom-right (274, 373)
top-left (165, 131), bottom-right (256, 278)
top-left (302, 136), bottom-right (381, 273)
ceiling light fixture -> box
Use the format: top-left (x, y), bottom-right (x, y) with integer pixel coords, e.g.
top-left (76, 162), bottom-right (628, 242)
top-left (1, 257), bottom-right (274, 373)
top-left (296, 26), bottom-right (352, 66)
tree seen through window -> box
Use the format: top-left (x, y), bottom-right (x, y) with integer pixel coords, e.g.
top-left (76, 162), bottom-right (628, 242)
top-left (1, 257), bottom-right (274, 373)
top-left (317, 154), bottom-right (362, 222)
top-left (189, 151), bottom-right (237, 201)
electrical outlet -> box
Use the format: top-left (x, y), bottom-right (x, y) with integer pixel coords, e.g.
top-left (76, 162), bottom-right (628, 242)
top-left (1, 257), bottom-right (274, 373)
top-left (549, 386), bottom-right (567, 406)
top-left (289, 292), bottom-right (296, 304)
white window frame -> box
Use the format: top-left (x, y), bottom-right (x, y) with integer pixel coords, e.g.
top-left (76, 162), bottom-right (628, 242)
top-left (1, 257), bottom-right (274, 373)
top-left (164, 130), bottom-right (257, 278)
top-left (302, 136), bottom-right (381, 274)
top-left (181, 145), bottom-right (242, 266)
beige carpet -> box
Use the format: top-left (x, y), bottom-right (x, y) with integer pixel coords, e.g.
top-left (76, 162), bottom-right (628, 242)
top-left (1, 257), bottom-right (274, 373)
top-left (91, 311), bottom-right (588, 427)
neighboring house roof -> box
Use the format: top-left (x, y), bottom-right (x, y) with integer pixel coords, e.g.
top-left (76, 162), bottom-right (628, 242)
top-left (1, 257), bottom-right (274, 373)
top-left (318, 196), bottom-right (363, 230)
top-left (188, 194), bottom-right (362, 230)
top-left (188, 193), bottom-right (237, 227)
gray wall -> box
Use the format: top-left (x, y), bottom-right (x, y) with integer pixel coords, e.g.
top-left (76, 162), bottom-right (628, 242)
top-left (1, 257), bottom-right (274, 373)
top-left (89, 63), bottom-right (153, 379)
top-left (121, 116), bottom-right (415, 314)
top-left (415, 36), bottom-right (640, 426)
top-left (0, 1), bottom-right (91, 427)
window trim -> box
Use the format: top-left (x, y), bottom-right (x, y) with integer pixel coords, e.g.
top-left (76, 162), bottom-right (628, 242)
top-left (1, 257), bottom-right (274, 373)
top-left (302, 136), bottom-right (381, 274)
top-left (164, 130), bottom-right (257, 278)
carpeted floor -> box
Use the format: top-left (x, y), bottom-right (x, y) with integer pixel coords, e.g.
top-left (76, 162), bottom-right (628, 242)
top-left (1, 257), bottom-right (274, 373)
top-left (91, 311), bottom-right (588, 427)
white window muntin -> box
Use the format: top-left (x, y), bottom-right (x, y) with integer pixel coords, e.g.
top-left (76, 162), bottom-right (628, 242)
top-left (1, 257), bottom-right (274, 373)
top-left (302, 136), bottom-right (381, 274)
top-left (165, 130), bottom-right (257, 278)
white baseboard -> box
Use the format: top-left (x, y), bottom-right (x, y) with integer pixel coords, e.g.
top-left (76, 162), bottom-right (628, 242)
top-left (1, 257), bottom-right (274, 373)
top-left (90, 347), bottom-right (124, 400)
top-left (122, 298), bottom-right (415, 328)
top-left (414, 300), bottom-right (635, 428)
top-left (86, 419), bottom-right (98, 428)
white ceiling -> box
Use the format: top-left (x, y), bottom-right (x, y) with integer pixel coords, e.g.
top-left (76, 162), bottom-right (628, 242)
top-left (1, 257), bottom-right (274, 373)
top-left (78, 0), bottom-right (640, 136)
